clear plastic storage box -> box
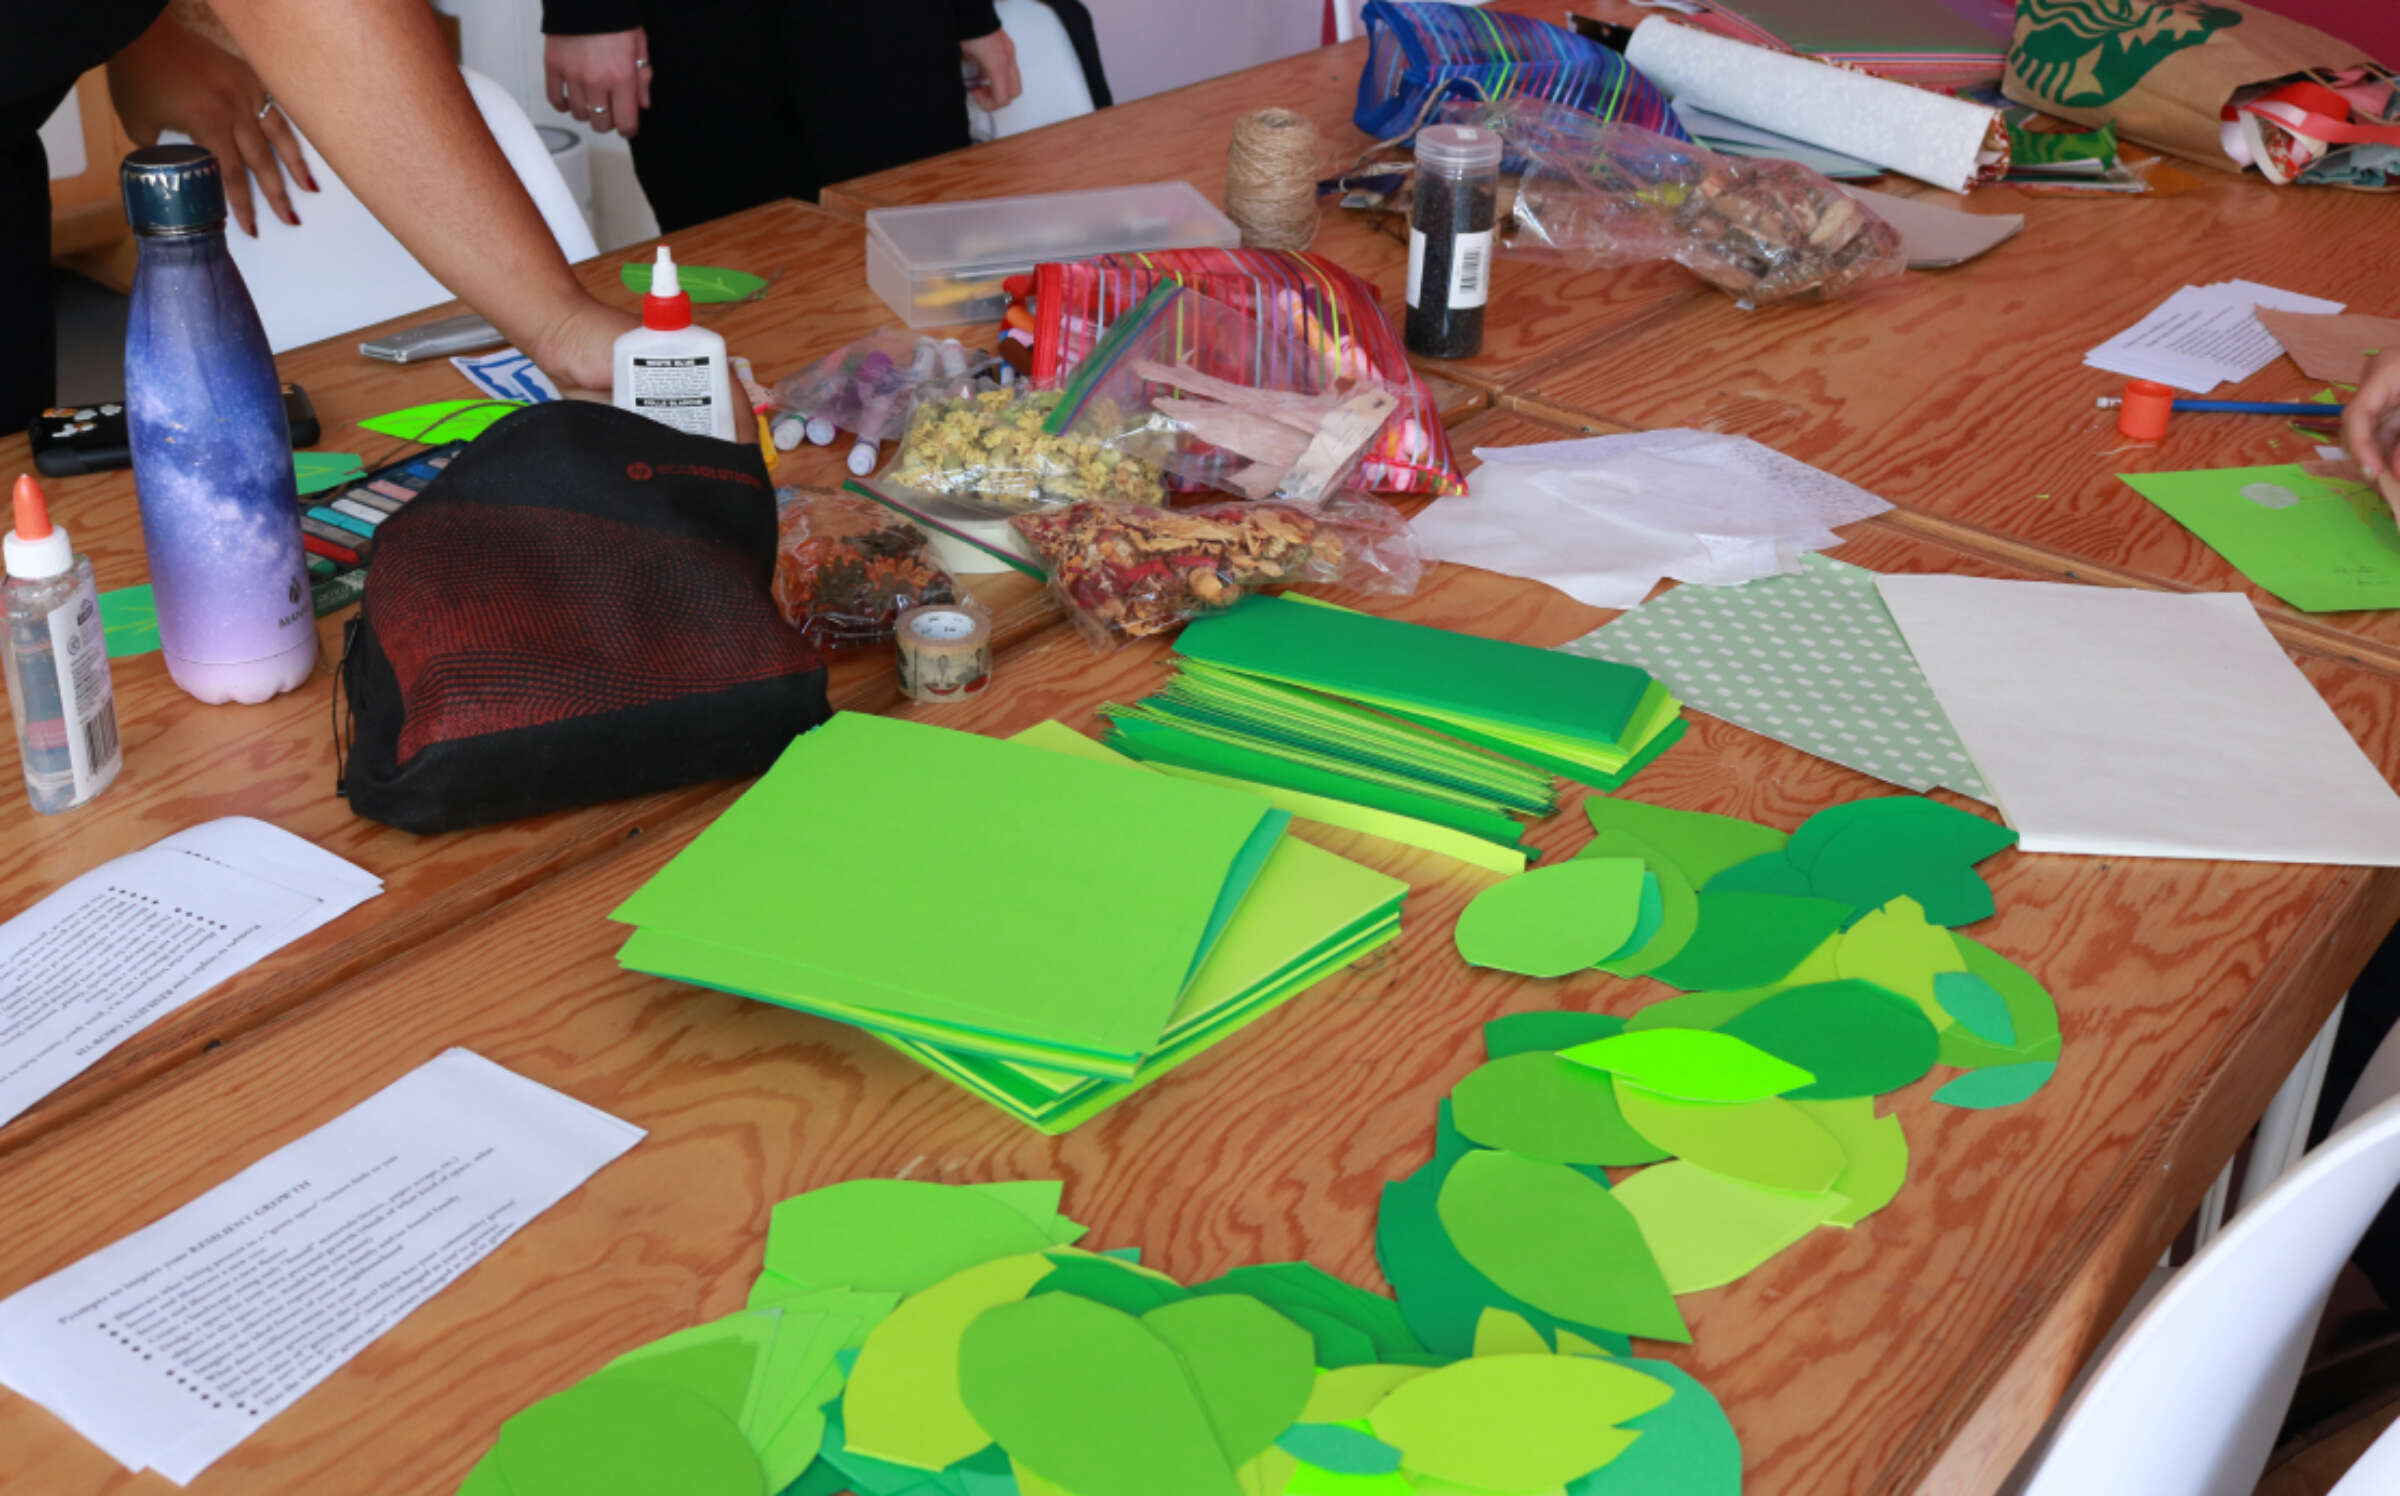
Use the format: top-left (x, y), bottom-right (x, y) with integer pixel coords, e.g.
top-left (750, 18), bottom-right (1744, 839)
top-left (864, 182), bottom-right (1243, 328)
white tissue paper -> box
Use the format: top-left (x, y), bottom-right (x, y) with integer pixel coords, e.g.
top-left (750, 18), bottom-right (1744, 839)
top-left (1627, 19), bottom-right (2004, 193)
top-left (1417, 431), bottom-right (1892, 609)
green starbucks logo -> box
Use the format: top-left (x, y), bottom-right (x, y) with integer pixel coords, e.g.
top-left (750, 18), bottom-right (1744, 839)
top-left (2014, 0), bottom-right (2241, 106)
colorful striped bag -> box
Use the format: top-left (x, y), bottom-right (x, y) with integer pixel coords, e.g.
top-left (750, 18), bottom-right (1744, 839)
top-left (1353, 0), bottom-right (1689, 145)
top-left (1029, 248), bottom-right (1466, 498)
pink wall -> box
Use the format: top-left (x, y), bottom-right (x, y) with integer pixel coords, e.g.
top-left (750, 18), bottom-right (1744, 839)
top-left (2260, 0), bottom-right (2400, 68)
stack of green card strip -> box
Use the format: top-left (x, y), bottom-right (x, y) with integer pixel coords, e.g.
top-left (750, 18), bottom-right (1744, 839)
top-left (612, 713), bottom-right (1404, 1131)
top-left (1101, 597), bottom-right (1685, 866)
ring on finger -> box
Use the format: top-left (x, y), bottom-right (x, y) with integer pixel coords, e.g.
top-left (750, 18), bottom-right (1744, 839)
top-left (634, 57), bottom-right (650, 69)
top-left (255, 95), bottom-right (278, 121)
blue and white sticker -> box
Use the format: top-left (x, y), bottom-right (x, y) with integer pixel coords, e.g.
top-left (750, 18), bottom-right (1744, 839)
top-left (450, 348), bottom-right (561, 405)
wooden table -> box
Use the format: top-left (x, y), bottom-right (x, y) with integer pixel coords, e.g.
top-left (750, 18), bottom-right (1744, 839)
top-left (1502, 174), bottom-right (2400, 667)
top-left (6, 20), bottom-right (2400, 1496)
top-left (0, 199), bottom-right (1051, 1153)
top-left (3, 416), bottom-right (2394, 1496)
top-left (817, 0), bottom-right (1705, 419)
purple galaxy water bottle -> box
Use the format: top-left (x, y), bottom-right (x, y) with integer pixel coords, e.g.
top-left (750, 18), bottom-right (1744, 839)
top-left (122, 145), bottom-right (317, 704)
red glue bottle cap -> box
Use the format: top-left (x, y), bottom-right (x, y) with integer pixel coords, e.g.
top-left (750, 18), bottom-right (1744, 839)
top-left (642, 245), bottom-right (693, 332)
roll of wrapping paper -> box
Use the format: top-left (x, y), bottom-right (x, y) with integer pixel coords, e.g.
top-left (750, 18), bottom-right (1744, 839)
top-left (896, 603), bottom-right (993, 703)
top-left (1626, 20), bottom-right (2006, 193)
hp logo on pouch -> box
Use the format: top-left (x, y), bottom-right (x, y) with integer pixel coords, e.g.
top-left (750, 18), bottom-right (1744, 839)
top-left (626, 462), bottom-right (653, 481)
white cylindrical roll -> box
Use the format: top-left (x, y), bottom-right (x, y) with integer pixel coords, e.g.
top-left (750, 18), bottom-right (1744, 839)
top-left (1628, 21), bottom-right (2001, 193)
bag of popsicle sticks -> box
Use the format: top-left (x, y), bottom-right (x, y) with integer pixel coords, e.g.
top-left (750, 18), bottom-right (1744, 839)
top-left (1021, 247), bottom-right (1469, 498)
top-left (2004, 0), bottom-right (2400, 186)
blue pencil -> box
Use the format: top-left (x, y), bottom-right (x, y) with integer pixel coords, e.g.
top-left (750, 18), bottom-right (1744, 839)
top-left (2098, 396), bottom-right (2344, 416)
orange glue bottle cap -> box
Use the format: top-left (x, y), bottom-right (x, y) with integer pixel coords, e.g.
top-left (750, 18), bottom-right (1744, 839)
top-left (2118, 379), bottom-right (2175, 441)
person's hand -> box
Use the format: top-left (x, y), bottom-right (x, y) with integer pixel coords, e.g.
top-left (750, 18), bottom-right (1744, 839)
top-left (530, 297), bottom-right (639, 394)
top-left (106, 14), bottom-right (316, 236)
top-left (2344, 349), bottom-right (2400, 519)
top-left (962, 29), bottom-right (1022, 112)
top-left (545, 30), bottom-right (650, 137)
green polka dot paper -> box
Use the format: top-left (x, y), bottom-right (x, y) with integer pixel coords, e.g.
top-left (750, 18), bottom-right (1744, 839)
top-left (1559, 555), bottom-right (1994, 803)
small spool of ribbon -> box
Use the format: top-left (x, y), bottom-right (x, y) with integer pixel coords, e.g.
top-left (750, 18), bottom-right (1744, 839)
top-left (1227, 108), bottom-right (1322, 251)
top-left (896, 603), bottom-right (993, 704)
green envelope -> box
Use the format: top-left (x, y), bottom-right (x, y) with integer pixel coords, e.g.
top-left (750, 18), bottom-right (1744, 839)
top-left (879, 725), bottom-right (1409, 1131)
top-left (612, 713), bottom-right (1287, 1077)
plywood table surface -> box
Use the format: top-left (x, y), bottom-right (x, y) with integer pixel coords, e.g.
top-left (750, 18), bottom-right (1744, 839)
top-left (4, 414), bottom-right (2393, 1495)
top-left (1503, 173), bottom-right (2400, 665)
top-left (817, 0), bottom-right (1706, 411)
top-left (0, 198), bottom-right (1051, 1153)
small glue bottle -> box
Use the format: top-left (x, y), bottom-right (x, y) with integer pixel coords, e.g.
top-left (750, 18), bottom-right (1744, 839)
top-left (613, 245), bottom-right (737, 440)
top-left (4, 475), bottom-right (122, 813)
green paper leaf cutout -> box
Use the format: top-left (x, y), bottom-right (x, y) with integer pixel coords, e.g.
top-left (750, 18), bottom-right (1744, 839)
top-left (1933, 1061), bottom-right (2056, 1109)
top-left (1571, 1357), bottom-right (1744, 1496)
top-left (1937, 938), bottom-right (2062, 1069)
top-left (763, 1180), bottom-right (1064, 1296)
top-left (1454, 858), bottom-right (1648, 978)
top-left (1484, 1010), bottom-right (1626, 1059)
top-left (1282, 1462), bottom-right (1408, 1496)
top-left (958, 1293), bottom-right (1241, 1496)
top-left (358, 398), bottom-right (523, 442)
top-left (592, 1330), bottom-right (762, 1424)
top-left (1646, 891), bottom-right (1856, 993)
top-left (1029, 1253), bottom-right (1191, 1316)
top-left (621, 260), bottom-right (769, 302)
top-left (1786, 796), bottom-right (2016, 873)
top-left (1434, 1149), bottom-right (1689, 1343)
top-left (1584, 797), bottom-right (1790, 887)
top-left (293, 450), bottom-right (366, 495)
top-left (1375, 1107), bottom-right (1632, 1359)
top-left (1300, 1365), bottom-right (1433, 1424)
top-left (1276, 1425), bottom-right (1405, 1476)
top-left (1834, 898), bottom-right (1968, 1029)
top-left (1558, 1028), bottom-right (1816, 1103)
top-left (1624, 986), bottom-right (1780, 1033)
top-left (1612, 1084), bottom-right (1848, 1195)
top-left (1582, 830), bottom-right (1700, 976)
top-left (1703, 850), bottom-right (1816, 898)
top-left (1450, 1051), bottom-right (1672, 1166)
top-left (495, 1380), bottom-right (766, 1496)
top-left (1367, 1354), bottom-right (1671, 1490)
top-left (840, 1252), bottom-right (1053, 1471)
top-left (1611, 1159), bottom-right (1842, 1293)
top-left (98, 585), bottom-right (160, 659)
top-left (1805, 819), bottom-right (1997, 927)
top-left (1932, 971), bottom-right (2018, 1047)
top-left (1141, 1294), bottom-right (1317, 1469)
top-left (1188, 1264), bottom-right (1433, 1368)
top-left (1796, 1098), bottom-right (1909, 1227)
top-left (1714, 981), bottom-right (1941, 1100)
top-left (1473, 1307), bottom-right (1553, 1357)
top-left (458, 1450), bottom-right (511, 1496)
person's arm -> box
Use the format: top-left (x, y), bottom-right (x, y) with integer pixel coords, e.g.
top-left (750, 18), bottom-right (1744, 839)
top-left (956, 2), bottom-right (1022, 112)
top-left (2345, 350), bottom-right (2400, 520)
top-left (105, 10), bottom-right (316, 237)
top-left (207, 0), bottom-right (632, 388)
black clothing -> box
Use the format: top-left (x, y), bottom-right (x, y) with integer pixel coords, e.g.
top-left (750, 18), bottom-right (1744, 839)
top-left (542, 0), bottom-right (1002, 231)
top-left (0, 0), bottom-right (166, 431)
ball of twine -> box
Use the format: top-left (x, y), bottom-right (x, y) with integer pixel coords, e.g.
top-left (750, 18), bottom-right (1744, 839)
top-left (1227, 108), bottom-right (1322, 252)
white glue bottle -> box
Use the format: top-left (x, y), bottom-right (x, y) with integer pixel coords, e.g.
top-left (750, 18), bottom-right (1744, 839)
top-left (4, 474), bottom-right (122, 813)
top-left (613, 246), bottom-right (736, 440)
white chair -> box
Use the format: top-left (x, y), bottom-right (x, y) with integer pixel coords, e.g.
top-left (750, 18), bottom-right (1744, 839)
top-left (2009, 1088), bottom-right (2400, 1496)
top-left (969, 0), bottom-right (1099, 141)
top-left (2329, 1411), bottom-right (2400, 1493)
top-left (168, 67), bottom-right (597, 353)
top-left (1334, 0), bottom-right (1492, 45)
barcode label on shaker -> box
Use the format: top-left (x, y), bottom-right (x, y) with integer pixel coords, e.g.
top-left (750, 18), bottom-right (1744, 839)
top-left (84, 710), bottom-right (119, 774)
top-left (1449, 231), bottom-right (1493, 309)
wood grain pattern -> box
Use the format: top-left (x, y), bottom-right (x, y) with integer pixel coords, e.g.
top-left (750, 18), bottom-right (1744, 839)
top-left (0, 200), bottom-right (1056, 1153)
top-left (1, 416), bottom-right (2391, 1493)
top-left (1504, 172), bottom-right (2400, 661)
top-left (817, 0), bottom-right (1707, 400)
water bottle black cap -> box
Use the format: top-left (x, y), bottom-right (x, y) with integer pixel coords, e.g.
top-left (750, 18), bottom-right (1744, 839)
top-left (122, 145), bottom-right (226, 234)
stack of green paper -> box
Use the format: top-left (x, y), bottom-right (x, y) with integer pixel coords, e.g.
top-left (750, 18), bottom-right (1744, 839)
top-left (878, 725), bottom-right (1408, 1133)
top-left (1103, 597), bottom-right (1685, 869)
top-left (614, 714), bottom-right (1405, 1130)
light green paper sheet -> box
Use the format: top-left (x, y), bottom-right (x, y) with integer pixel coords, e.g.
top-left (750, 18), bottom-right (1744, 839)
top-left (359, 399), bottom-right (524, 442)
top-left (611, 713), bottom-right (1283, 1075)
top-left (2123, 464), bottom-right (2400, 614)
top-left (1137, 760), bottom-right (1527, 874)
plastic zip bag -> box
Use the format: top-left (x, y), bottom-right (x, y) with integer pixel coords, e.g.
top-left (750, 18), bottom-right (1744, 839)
top-left (770, 485), bottom-right (961, 648)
